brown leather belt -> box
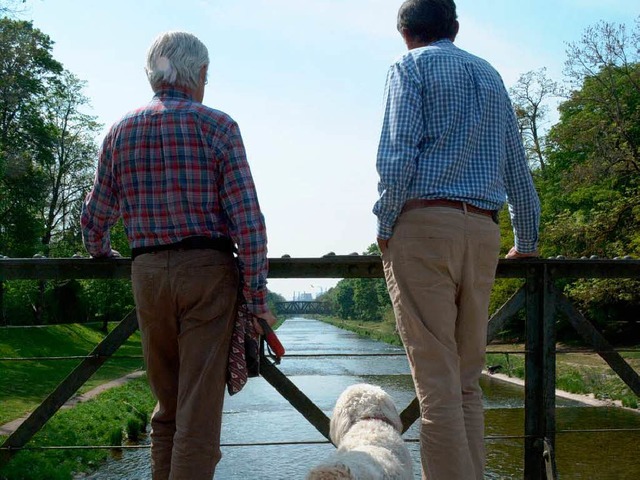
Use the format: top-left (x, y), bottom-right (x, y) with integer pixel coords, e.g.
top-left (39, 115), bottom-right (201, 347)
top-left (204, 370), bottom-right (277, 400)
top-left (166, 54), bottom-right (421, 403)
top-left (402, 198), bottom-right (497, 219)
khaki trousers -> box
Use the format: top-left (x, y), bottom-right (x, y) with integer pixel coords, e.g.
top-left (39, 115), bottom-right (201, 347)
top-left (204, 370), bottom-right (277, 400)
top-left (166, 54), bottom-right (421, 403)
top-left (383, 207), bottom-right (500, 480)
top-left (131, 249), bottom-right (238, 480)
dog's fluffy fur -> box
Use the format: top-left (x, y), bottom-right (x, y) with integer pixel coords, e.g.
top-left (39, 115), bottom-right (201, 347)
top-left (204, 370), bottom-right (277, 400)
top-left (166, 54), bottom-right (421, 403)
top-left (306, 383), bottom-right (413, 479)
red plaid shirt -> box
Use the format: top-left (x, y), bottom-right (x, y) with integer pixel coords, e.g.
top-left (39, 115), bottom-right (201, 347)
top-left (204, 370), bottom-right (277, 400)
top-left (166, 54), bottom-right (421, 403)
top-left (81, 87), bottom-right (268, 313)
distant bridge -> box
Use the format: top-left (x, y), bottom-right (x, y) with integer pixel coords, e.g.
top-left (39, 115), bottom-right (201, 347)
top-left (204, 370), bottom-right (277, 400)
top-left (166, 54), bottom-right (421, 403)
top-left (274, 301), bottom-right (333, 315)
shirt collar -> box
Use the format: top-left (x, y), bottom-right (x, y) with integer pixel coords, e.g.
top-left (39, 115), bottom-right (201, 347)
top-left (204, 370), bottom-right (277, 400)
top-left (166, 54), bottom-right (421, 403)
top-left (430, 39), bottom-right (455, 48)
top-left (153, 85), bottom-right (194, 101)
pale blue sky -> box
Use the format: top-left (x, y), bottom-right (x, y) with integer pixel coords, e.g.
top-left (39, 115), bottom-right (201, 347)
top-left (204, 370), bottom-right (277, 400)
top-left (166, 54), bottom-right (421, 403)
top-left (21, 0), bottom-right (636, 299)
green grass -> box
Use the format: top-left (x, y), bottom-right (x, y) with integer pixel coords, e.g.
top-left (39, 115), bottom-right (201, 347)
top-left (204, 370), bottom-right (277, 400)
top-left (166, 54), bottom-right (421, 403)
top-left (0, 377), bottom-right (155, 480)
top-left (0, 322), bottom-right (145, 425)
top-left (318, 314), bottom-right (404, 346)
top-left (486, 347), bottom-right (640, 408)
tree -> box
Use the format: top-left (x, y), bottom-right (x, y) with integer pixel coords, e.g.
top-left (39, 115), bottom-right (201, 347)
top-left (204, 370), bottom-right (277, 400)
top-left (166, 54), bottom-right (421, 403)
top-left (334, 280), bottom-right (356, 319)
top-left (537, 17), bottom-right (640, 334)
top-left (40, 71), bottom-right (101, 254)
top-left (0, 0), bottom-right (26, 17)
top-left (563, 20), bottom-right (640, 174)
top-left (319, 244), bottom-right (391, 321)
top-left (267, 290), bottom-right (287, 316)
top-left (509, 68), bottom-right (562, 171)
top-left (0, 19), bottom-right (63, 256)
top-left (543, 18), bottom-right (640, 258)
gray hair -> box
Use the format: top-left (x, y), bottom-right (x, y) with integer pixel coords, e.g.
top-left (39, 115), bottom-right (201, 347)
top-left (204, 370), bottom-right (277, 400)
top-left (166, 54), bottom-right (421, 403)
top-left (145, 31), bottom-right (209, 91)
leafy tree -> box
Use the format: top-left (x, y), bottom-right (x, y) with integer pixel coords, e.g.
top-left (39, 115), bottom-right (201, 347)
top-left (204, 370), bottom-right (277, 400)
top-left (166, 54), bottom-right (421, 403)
top-left (40, 71), bottom-right (101, 254)
top-left (509, 68), bottom-right (562, 171)
top-left (267, 290), bottom-right (286, 316)
top-left (0, 19), bottom-right (63, 257)
top-left (334, 280), bottom-right (356, 319)
top-left (319, 244), bottom-right (390, 321)
top-left (536, 17), bottom-right (640, 335)
top-left (543, 19), bottom-right (640, 258)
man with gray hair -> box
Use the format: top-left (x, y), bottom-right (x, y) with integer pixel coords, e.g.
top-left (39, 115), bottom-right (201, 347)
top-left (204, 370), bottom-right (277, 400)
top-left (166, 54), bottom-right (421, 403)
top-left (374, 1), bottom-right (540, 478)
top-left (81, 31), bottom-right (275, 479)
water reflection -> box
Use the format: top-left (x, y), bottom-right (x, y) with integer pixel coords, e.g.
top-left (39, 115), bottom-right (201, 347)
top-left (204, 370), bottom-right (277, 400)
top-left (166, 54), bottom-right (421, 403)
top-left (81, 317), bottom-right (640, 479)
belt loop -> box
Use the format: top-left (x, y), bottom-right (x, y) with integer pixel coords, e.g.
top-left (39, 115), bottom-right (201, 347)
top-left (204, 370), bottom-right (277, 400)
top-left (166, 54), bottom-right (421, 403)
top-left (462, 202), bottom-right (468, 214)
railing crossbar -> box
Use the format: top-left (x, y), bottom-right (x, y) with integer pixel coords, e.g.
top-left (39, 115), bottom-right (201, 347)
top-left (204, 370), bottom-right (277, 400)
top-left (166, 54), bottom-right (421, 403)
top-left (1, 257), bottom-right (640, 479)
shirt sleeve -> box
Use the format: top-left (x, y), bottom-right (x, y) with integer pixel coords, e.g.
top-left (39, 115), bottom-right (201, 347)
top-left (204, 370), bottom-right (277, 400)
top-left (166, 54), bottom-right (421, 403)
top-left (373, 61), bottom-right (423, 239)
top-left (219, 121), bottom-right (269, 314)
top-left (80, 134), bottom-right (120, 257)
top-left (503, 98), bottom-right (541, 253)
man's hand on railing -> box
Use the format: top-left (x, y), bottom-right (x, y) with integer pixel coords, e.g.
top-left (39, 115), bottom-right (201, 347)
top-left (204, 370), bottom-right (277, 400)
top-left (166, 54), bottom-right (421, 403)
top-left (505, 246), bottom-right (539, 259)
top-left (90, 249), bottom-right (121, 259)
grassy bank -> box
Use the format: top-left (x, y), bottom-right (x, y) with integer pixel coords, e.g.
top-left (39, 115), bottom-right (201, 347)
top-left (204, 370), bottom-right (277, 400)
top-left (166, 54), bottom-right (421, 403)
top-left (486, 345), bottom-right (640, 408)
top-left (0, 376), bottom-right (155, 480)
top-left (319, 315), bottom-right (403, 346)
top-left (316, 316), bottom-right (639, 409)
top-left (0, 322), bottom-right (145, 425)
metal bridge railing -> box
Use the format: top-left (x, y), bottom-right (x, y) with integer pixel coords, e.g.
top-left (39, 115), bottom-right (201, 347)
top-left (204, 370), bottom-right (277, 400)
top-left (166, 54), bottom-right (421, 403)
top-left (1, 256), bottom-right (640, 480)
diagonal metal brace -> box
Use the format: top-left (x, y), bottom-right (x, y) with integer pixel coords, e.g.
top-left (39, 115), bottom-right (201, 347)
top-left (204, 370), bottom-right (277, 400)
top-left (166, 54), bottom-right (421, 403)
top-left (487, 286), bottom-right (526, 343)
top-left (259, 355), bottom-right (331, 442)
top-left (400, 397), bottom-right (420, 434)
top-left (0, 309), bottom-right (139, 467)
top-left (555, 289), bottom-right (640, 397)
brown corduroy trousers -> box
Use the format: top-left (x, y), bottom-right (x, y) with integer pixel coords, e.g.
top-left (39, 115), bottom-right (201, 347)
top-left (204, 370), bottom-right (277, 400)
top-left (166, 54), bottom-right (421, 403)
top-left (131, 249), bottom-right (238, 480)
top-left (383, 207), bottom-right (500, 480)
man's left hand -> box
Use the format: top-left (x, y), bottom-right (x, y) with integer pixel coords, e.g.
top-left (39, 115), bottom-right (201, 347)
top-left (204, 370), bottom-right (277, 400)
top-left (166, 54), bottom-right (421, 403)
top-left (505, 246), bottom-right (538, 259)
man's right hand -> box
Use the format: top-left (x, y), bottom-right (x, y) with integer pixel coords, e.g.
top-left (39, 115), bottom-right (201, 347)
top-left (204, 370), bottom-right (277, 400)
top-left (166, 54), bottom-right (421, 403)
top-left (254, 310), bottom-right (277, 335)
top-left (505, 246), bottom-right (539, 259)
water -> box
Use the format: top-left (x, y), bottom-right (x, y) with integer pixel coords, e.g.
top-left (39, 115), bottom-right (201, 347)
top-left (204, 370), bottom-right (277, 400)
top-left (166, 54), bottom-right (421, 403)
top-left (82, 317), bottom-right (640, 479)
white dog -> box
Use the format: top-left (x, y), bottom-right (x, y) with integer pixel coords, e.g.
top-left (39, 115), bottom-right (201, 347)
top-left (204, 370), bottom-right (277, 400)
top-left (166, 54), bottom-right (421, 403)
top-left (307, 383), bottom-right (414, 479)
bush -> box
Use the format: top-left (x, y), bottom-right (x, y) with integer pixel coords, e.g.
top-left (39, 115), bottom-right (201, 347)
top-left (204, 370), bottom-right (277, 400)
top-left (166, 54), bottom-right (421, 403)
top-left (125, 416), bottom-right (144, 441)
top-left (108, 427), bottom-right (122, 447)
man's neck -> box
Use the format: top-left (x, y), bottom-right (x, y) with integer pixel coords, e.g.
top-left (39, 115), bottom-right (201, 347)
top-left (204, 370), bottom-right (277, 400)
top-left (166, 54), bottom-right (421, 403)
top-left (406, 37), bottom-right (452, 51)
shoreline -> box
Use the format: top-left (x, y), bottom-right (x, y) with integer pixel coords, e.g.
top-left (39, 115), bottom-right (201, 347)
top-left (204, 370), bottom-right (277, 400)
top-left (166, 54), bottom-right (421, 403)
top-left (0, 370), bottom-right (146, 436)
top-left (484, 369), bottom-right (639, 412)
top-left (319, 316), bottom-right (638, 413)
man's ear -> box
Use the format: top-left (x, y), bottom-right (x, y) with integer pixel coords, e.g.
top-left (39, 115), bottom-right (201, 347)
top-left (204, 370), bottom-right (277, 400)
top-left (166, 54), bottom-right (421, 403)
top-left (399, 27), bottom-right (413, 47)
top-left (199, 65), bottom-right (208, 85)
top-left (451, 20), bottom-right (459, 41)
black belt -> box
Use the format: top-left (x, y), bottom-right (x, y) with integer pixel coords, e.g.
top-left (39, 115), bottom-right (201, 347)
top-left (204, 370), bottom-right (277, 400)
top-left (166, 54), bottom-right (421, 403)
top-left (131, 236), bottom-right (235, 260)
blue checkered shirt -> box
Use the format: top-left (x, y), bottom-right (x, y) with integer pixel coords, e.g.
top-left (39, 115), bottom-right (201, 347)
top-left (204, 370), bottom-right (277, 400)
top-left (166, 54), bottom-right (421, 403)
top-left (374, 40), bottom-right (540, 253)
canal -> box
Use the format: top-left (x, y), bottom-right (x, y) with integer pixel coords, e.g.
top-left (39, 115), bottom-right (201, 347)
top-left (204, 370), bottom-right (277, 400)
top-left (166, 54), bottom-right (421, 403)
top-left (82, 317), bottom-right (640, 479)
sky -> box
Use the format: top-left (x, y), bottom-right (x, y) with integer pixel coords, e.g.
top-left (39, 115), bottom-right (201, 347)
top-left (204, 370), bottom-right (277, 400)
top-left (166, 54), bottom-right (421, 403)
top-left (18, 0), bottom-right (636, 300)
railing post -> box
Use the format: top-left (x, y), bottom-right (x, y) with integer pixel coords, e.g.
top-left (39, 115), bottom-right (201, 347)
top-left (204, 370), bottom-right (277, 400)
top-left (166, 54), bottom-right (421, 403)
top-left (543, 268), bottom-right (557, 477)
top-left (0, 280), bottom-right (5, 326)
top-left (524, 264), bottom-right (556, 479)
